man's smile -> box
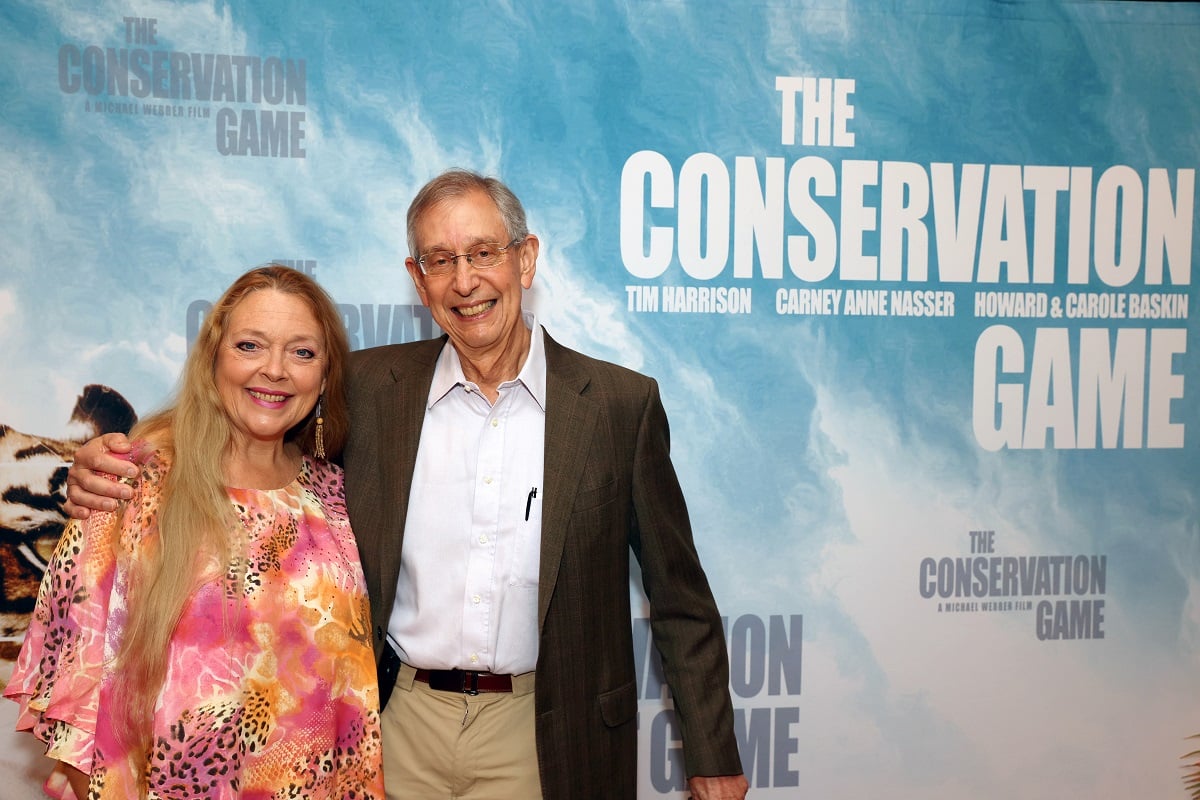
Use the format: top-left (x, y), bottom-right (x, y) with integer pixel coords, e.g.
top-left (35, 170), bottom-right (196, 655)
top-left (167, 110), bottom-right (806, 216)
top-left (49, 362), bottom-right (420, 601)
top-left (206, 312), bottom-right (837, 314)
top-left (454, 299), bottom-right (496, 318)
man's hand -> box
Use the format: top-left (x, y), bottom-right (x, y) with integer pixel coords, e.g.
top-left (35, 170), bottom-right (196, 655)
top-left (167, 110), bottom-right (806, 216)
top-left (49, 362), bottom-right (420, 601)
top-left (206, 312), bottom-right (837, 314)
top-left (688, 774), bottom-right (750, 800)
top-left (63, 433), bottom-right (144, 519)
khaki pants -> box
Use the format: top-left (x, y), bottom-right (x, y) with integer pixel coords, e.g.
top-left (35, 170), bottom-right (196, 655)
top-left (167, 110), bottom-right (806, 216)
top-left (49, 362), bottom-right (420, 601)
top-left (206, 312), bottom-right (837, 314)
top-left (381, 663), bottom-right (541, 800)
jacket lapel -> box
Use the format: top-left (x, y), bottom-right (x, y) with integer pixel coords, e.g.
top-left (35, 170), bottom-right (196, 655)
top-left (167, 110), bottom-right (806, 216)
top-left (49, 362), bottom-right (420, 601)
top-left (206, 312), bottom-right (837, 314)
top-left (370, 339), bottom-right (442, 595)
top-left (539, 333), bottom-right (597, 632)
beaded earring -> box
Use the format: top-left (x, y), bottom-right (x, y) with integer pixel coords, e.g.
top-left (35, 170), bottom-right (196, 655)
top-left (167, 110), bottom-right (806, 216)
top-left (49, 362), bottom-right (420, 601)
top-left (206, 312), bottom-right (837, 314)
top-left (314, 396), bottom-right (326, 460)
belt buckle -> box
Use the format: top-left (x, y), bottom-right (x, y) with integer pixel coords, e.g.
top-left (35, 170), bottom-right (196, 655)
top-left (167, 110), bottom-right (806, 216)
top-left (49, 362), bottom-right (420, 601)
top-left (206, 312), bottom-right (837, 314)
top-left (464, 671), bottom-right (480, 696)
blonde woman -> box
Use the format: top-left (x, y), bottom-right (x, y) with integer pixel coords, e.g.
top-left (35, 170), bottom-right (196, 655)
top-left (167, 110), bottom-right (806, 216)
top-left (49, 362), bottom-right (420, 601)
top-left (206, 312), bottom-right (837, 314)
top-left (6, 265), bottom-right (383, 799)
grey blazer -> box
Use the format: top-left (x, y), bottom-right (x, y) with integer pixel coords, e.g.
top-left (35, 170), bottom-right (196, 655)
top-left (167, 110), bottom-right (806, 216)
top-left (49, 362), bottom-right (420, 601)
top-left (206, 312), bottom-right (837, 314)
top-left (344, 329), bottom-right (741, 799)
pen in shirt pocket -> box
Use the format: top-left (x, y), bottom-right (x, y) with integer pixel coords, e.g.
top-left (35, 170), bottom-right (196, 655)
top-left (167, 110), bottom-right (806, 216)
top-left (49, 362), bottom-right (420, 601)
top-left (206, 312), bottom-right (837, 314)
top-left (524, 486), bottom-right (538, 521)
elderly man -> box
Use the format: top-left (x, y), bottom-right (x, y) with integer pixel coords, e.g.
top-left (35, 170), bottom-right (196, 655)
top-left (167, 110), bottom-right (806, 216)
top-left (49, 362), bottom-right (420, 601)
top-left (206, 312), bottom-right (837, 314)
top-left (66, 169), bottom-right (748, 800)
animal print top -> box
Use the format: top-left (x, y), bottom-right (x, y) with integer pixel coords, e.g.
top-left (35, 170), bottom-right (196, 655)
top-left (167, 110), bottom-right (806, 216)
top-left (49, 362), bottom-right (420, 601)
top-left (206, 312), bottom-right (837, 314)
top-left (4, 453), bottom-right (383, 799)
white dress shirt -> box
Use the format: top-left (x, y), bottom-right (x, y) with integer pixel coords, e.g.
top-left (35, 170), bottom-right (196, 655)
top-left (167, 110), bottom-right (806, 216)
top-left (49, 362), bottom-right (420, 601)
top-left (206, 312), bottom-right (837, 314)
top-left (388, 314), bottom-right (546, 674)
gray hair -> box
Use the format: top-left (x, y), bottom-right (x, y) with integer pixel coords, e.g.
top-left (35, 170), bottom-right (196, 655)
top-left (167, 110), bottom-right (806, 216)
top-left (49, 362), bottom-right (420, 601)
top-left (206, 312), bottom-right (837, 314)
top-left (406, 169), bottom-right (529, 256)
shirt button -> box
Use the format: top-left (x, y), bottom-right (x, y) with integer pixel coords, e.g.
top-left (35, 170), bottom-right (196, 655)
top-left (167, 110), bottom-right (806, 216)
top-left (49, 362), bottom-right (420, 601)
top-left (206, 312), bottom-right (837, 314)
top-left (479, 534), bottom-right (488, 544)
top-left (483, 476), bottom-right (493, 485)
top-left (491, 418), bottom-right (499, 427)
top-left (470, 653), bottom-right (479, 664)
top-left (472, 595), bottom-right (481, 604)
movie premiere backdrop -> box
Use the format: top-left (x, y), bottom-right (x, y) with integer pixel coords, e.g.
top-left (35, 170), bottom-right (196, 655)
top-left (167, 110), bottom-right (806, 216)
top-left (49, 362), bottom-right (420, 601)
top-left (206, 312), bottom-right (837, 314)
top-left (1, 0), bottom-right (1197, 797)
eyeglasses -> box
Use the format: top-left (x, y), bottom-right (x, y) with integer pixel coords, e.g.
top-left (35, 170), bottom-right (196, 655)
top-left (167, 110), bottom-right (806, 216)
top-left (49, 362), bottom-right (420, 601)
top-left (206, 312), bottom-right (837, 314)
top-left (416, 239), bottom-right (523, 276)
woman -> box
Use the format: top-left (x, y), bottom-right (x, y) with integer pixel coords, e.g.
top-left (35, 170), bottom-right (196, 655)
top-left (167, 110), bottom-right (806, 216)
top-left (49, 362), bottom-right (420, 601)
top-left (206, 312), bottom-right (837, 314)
top-left (5, 265), bottom-right (383, 799)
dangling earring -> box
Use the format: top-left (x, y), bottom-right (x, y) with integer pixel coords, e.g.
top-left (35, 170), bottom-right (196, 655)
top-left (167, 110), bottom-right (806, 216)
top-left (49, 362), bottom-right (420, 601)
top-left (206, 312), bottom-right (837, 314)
top-left (314, 396), bottom-right (326, 460)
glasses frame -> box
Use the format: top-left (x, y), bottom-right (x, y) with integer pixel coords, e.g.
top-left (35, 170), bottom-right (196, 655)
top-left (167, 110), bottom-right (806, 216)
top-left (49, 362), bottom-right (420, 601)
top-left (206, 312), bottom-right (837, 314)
top-left (416, 238), bottom-right (524, 276)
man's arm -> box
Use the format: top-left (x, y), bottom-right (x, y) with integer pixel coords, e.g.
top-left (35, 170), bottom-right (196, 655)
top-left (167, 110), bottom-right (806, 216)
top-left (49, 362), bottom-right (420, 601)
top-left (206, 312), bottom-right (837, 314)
top-left (690, 775), bottom-right (750, 800)
top-left (629, 377), bottom-right (747, 791)
top-left (63, 433), bottom-right (140, 518)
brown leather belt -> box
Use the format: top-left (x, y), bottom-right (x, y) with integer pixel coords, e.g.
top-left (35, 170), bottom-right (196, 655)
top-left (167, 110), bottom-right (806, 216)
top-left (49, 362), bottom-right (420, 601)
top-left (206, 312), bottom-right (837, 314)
top-left (415, 668), bottom-right (513, 695)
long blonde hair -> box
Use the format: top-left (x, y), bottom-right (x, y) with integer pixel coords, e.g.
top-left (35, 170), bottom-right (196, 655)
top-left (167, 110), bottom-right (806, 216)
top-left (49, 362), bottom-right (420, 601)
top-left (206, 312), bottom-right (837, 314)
top-left (111, 265), bottom-right (349, 772)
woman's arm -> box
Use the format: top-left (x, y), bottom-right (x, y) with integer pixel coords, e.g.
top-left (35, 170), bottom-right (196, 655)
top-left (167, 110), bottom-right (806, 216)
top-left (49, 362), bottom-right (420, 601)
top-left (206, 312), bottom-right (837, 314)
top-left (61, 761), bottom-right (90, 799)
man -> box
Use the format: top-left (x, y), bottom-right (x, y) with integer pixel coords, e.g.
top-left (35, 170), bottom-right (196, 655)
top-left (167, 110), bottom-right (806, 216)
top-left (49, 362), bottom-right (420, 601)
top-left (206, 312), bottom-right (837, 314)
top-left (66, 170), bottom-right (749, 800)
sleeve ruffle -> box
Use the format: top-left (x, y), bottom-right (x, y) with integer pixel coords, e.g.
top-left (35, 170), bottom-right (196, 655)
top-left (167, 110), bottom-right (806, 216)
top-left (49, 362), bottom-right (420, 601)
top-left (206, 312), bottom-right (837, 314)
top-left (4, 511), bottom-right (122, 773)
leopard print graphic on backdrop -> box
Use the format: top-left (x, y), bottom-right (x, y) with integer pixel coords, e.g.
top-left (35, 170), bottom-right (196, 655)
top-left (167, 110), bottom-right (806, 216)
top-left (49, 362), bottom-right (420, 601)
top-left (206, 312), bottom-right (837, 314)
top-left (0, 385), bottom-right (136, 665)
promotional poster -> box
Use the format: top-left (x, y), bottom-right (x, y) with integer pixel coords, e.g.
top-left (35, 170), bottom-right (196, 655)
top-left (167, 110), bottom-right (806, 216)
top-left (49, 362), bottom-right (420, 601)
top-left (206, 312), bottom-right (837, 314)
top-left (1, 1), bottom-right (1197, 797)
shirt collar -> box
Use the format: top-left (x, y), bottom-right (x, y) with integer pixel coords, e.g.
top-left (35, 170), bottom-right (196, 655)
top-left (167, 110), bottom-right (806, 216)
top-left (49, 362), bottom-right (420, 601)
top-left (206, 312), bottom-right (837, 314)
top-left (428, 311), bottom-right (547, 411)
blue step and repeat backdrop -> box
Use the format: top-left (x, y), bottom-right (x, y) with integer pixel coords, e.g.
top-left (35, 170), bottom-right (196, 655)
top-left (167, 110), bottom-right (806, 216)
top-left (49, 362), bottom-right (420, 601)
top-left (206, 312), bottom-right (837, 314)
top-left (1, 1), bottom-right (1197, 797)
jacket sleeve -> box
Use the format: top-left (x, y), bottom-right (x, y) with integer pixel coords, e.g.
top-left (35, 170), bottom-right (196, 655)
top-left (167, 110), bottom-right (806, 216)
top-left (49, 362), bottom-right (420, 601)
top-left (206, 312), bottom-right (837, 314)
top-left (628, 378), bottom-right (743, 778)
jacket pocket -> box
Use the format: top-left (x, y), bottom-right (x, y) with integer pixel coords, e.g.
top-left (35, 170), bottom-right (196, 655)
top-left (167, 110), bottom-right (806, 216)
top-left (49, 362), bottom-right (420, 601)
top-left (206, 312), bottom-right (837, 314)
top-left (572, 477), bottom-right (619, 514)
top-left (598, 680), bottom-right (637, 727)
